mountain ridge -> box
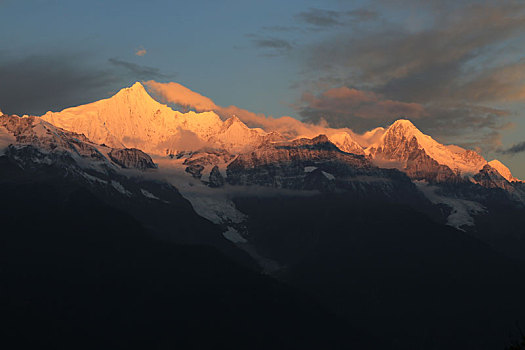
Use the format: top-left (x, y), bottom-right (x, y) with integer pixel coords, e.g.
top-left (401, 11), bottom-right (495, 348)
top-left (36, 82), bottom-right (521, 183)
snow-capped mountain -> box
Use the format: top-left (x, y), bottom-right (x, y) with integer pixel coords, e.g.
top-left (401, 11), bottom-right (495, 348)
top-left (208, 115), bottom-right (265, 153)
top-left (6, 81), bottom-right (524, 238)
top-left (41, 82), bottom-right (264, 156)
top-left (366, 119), bottom-right (488, 177)
top-left (32, 83), bottom-right (525, 233)
top-left (41, 84), bottom-right (521, 186)
top-left (0, 113), bottom-right (253, 251)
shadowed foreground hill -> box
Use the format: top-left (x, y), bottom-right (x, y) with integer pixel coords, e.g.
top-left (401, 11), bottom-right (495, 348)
top-left (234, 194), bottom-right (525, 350)
top-left (0, 183), bottom-right (373, 350)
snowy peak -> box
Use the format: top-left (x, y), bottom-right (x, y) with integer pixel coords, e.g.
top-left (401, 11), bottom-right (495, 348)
top-left (222, 115), bottom-right (245, 130)
top-left (40, 82), bottom-right (263, 155)
top-left (130, 81), bottom-right (147, 92)
top-left (387, 119), bottom-right (420, 134)
top-left (328, 132), bottom-right (365, 155)
top-left (368, 119), bottom-right (488, 177)
top-left (473, 164), bottom-right (515, 190)
top-left (112, 81), bottom-right (158, 105)
top-left (116, 81), bottom-right (148, 96)
top-left (488, 160), bottom-right (522, 182)
top-left (209, 115), bottom-right (265, 152)
top-left (41, 82), bottom-right (175, 150)
top-left (381, 119), bottom-right (431, 150)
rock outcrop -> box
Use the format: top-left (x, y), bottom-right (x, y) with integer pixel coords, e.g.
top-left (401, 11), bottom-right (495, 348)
top-left (108, 148), bottom-right (157, 170)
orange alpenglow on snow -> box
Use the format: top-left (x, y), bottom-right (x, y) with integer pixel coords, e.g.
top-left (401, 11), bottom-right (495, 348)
top-left (40, 82), bottom-right (521, 182)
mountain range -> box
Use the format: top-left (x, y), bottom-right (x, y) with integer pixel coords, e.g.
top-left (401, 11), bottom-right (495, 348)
top-left (2, 82), bottom-right (525, 349)
top-left (38, 82), bottom-right (521, 182)
top-left (33, 82), bottom-right (525, 235)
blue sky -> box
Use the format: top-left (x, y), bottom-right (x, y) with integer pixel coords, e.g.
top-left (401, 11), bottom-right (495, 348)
top-left (1, 0), bottom-right (525, 177)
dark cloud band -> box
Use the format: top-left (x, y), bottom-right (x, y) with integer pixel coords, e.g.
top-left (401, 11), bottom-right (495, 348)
top-left (500, 141), bottom-right (525, 155)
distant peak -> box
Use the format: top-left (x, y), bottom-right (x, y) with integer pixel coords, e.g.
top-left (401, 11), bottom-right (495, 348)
top-left (488, 159), bottom-right (520, 182)
top-left (389, 119), bottom-right (417, 129)
top-left (116, 82), bottom-right (150, 97)
top-left (223, 115), bottom-right (246, 129)
top-left (384, 119), bottom-right (422, 140)
top-left (225, 115), bottom-right (241, 124)
top-left (109, 82), bottom-right (160, 106)
top-left (488, 159), bottom-right (504, 168)
top-left (130, 81), bottom-right (145, 90)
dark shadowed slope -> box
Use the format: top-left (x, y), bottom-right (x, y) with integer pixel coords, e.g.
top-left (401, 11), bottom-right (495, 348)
top-left (0, 175), bottom-right (379, 349)
top-left (234, 194), bottom-right (525, 350)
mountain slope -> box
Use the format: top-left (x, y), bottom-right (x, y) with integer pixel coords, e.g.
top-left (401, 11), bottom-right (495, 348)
top-left (0, 181), bottom-right (372, 350)
top-left (233, 194), bottom-right (525, 350)
top-left (0, 114), bottom-right (254, 260)
top-left (225, 134), bottom-right (425, 204)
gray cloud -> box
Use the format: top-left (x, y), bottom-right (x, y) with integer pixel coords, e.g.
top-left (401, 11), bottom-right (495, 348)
top-left (500, 141), bottom-right (525, 155)
top-left (294, 2), bottom-right (525, 151)
top-left (0, 53), bottom-right (121, 115)
top-left (296, 8), bottom-right (342, 27)
top-left (250, 37), bottom-right (293, 50)
top-left (108, 58), bottom-right (174, 80)
top-left (346, 8), bottom-right (378, 22)
top-left (0, 53), bottom-right (173, 116)
top-left (417, 104), bottom-right (511, 152)
top-left (295, 8), bottom-right (378, 28)
top-left (297, 86), bottom-right (427, 131)
top-left (261, 25), bottom-right (301, 32)
top-left (310, 3), bottom-right (525, 98)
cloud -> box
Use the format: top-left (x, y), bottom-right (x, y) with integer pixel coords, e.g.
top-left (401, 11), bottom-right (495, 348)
top-left (135, 48), bottom-right (147, 56)
top-left (108, 58), bottom-right (173, 80)
top-left (261, 25), bottom-right (301, 32)
top-left (499, 141), bottom-right (525, 155)
top-left (145, 80), bottom-right (218, 111)
top-left (0, 52), bottom-right (175, 116)
top-left (456, 59), bottom-right (525, 102)
top-left (288, 1), bottom-right (525, 150)
top-left (297, 86), bottom-right (427, 131)
top-left (309, 3), bottom-right (525, 98)
top-left (296, 8), bottom-right (342, 27)
top-left (0, 53), bottom-right (121, 115)
top-left (143, 80), bottom-right (362, 140)
top-left (346, 8), bottom-right (378, 22)
top-left (246, 33), bottom-right (293, 54)
top-left (419, 104), bottom-right (511, 152)
top-left (157, 128), bottom-right (206, 152)
top-left (295, 8), bottom-right (378, 28)
top-left (143, 75), bottom-right (511, 155)
top-left (252, 37), bottom-right (293, 50)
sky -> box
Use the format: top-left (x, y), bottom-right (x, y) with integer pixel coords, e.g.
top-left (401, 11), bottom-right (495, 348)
top-left (1, 0), bottom-right (525, 177)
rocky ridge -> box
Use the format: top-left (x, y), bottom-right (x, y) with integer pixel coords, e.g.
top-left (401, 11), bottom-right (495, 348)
top-left (0, 114), bottom-right (157, 172)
